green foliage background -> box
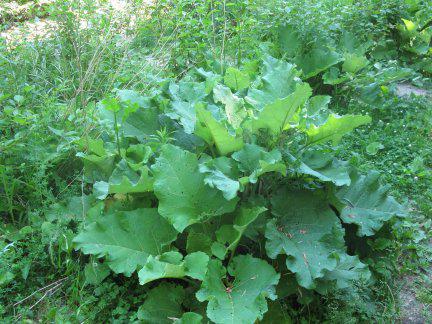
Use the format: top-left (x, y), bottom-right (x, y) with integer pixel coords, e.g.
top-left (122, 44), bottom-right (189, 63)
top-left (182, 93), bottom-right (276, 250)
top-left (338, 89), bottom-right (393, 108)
top-left (1, 0), bottom-right (431, 322)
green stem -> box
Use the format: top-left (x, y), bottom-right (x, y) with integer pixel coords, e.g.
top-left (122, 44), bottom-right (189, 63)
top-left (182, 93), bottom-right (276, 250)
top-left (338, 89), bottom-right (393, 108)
top-left (209, 145), bottom-right (217, 158)
top-left (228, 246), bottom-right (237, 265)
top-left (113, 111), bottom-right (121, 157)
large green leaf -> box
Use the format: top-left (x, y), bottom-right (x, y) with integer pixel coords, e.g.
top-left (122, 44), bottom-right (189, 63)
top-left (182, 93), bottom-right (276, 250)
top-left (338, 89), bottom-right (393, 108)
top-left (288, 150), bottom-right (351, 186)
top-left (278, 24), bottom-right (301, 57)
top-left (125, 144), bottom-right (153, 166)
top-left (77, 144), bottom-right (116, 183)
top-left (335, 170), bottom-right (406, 236)
top-left (199, 156), bottom-right (241, 200)
top-left (187, 230), bottom-right (213, 255)
top-left (195, 104), bottom-right (244, 156)
top-left (305, 95), bottom-right (331, 126)
top-left (315, 254), bottom-right (371, 294)
top-left (322, 67), bottom-right (349, 85)
top-left (232, 144), bottom-right (286, 183)
top-left (252, 83), bottom-right (312, 135)
top-left (246, 56), bottom-right (300, 110)
top-left (224, 67), bottom-right (250, 91)
top-left (213, 84), bottom-right (246, 129)
top-left (212, 205), bottom-right (267, 259)
top-left (265, 190), bottom-right (344, 289)
top-left (295, 48), bottom-right (343, 79)
top-left (137, 282), bottom-right (186, 323)
top-left (98, 92), bottom-right (160, 142)
top-left (174, 312), bottom-right (203, 324)
top-left (122, 108), bottom-right (160, 141)
top-left (305, 114), bottom-right (371, 146)
top-left (167, 100), bottom-right (196, 134)
top-left (138, 251), bottom-right (209, 285)
top-left (169, 80), bottom-right (207, 103)
top-left (166, 80), bottom-right (207, 134)
top-left (196, 255), bottom-right (280, 324)
top-left (93, 159), bottom-right (153, 199)
top-left (153, 145), bottom-right (238, 232)
top-left (342, 53), bottom-right (369, 74)
top-left (84, 261), bottom-right (110, 286)
top-left (73, 208), bottom-right (178, 276)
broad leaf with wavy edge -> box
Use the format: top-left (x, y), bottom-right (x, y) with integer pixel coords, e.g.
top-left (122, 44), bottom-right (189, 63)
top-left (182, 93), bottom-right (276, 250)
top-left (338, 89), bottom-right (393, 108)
top-left (232, 144), bottom-right (286, 183)
top-left (196, 255), bottom-right (280, 324)
top-left (212, 205), bottom-right (267, 259)
top-left (213, 84), bottom-right (246, 129)
top-left (295, 48), bottom-right (343, 79)
top-left (315, 254), bottom-right (371, 294)
top-left (195, 103), bottom-right (244, 156)
top-left (137, 282), bottom-right (186, 323)
top-left (265, 190), bottom-right (344, 289)
top-left (335, 169), bottom-right (406, 236)
top-left (252, 83), bottom-right (312, 135)
top-left (199, 156), bottom-right (241, 200)
top-left (153, 144), bottom-right (238, 232)
top-left (305, 114), bottom-right (371, 146)
top-left (166, 80), bottom-right (207, 134)
top-left (287, 150), bottom-right (351, 186)
top-left (93, 159), bottom-right (153, 199)
top-left (246, 56), bottom-right (300, 110)
top-left (138, 251), bottom-right (209, 285)
top-left (173, 312), bottom-right (203, 324)
top-left (224, 67), bottom-right (250, 91)
top-left (73, 208), bottom-right (177, 276)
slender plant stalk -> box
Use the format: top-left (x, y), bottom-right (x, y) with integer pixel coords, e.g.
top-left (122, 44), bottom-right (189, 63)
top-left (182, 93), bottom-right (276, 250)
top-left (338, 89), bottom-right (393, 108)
top-left (113, 111), bottom-right (121, 157)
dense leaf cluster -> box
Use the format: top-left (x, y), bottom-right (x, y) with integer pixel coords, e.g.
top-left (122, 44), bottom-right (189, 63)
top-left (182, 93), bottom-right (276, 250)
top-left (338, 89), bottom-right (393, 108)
top-left (73, 52), bottom-right (405, 322)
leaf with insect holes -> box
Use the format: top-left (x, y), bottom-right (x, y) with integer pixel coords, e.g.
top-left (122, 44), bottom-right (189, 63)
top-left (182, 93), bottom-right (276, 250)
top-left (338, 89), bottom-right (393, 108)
top-left (152, 144), bottom-right (238, 232)
top-left (73, 208), bottom-right (178, 276)
top-left (137, 282), bottom-right (186, 323)
top-left (196, 255), bottom-right (280, 324)
top-left (252, 83), bottom-right (312, 135)
top-left (305, 114), bottom-right (371, 146)
top-left (195, 103), bottom-right (244, 155)
top-left (246, 56), bottom-right (301, 110)
top-left (138, 251), bottom-right (209, 285)
top-left (335, 170), bottom-right (406, 236)
top-left (265, 189), bottom-right (345, 289)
